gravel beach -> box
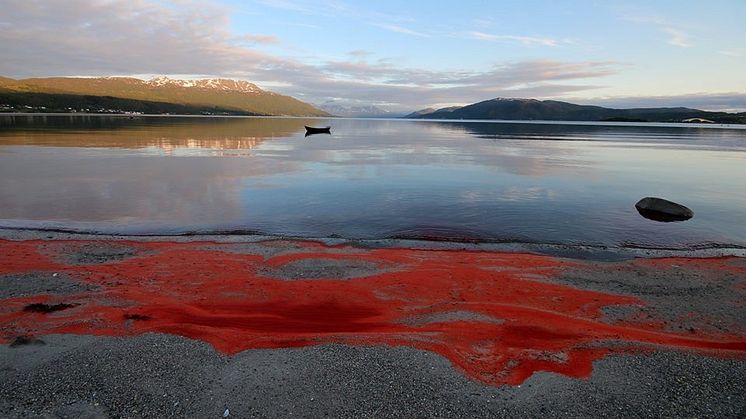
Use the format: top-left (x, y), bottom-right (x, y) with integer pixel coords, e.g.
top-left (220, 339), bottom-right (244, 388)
top-left (1, 232), bottom-right (744, 418)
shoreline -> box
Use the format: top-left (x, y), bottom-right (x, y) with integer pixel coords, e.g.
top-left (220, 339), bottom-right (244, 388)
top-left (2, 228), bottom-right (745, 261)
top-left (1, 232), bottom-right (744, 416)
top-left (3, 112), bottom-right (746, 128)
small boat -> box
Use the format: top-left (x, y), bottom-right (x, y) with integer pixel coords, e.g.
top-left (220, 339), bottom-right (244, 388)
top-left (305, 125), bottom-right (331, 136)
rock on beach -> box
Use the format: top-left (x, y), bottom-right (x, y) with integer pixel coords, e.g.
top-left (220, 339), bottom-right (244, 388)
top-left (635, 197), bottom-right (694, 222)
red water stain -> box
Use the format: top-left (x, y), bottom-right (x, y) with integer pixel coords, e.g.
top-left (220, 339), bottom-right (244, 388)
top-left (0, 240), bottom-right (62, 273)
top-left (0, 239), bottom-right (744, 386)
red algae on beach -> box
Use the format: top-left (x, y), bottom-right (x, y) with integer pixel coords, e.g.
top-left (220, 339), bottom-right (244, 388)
top-left (0, 239), bottom-right (744, 386)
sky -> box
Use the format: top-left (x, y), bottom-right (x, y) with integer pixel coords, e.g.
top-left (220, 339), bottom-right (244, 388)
top-left (1, 0), bottom-right (745, 112)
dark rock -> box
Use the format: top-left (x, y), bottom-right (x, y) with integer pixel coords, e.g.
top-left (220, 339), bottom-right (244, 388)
top-left (23, 303), bottom-right (78, 313)
top-left (635, 197), bottom-right (694, 222)
top-left (9, 335), bottom-right (46, 347)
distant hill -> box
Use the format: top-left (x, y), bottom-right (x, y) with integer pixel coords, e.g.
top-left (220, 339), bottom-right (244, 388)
top-left (318, 100), bottom-right (406, 118)
top-left (0, 76), bottom-right (329, 116)
top-left (405, 108), bottom-right (437, 118)
top-left (406, 98), bottom-right (746, 124)
top-left (405, 106), bottom-right (463, 118)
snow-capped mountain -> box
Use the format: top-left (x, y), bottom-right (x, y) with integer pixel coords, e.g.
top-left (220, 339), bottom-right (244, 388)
top-left (0, 76), bottom-right (329, 116)
top-left (147, 76), bottom-right (267, 94)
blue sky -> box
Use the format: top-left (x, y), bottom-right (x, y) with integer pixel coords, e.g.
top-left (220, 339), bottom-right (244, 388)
top-left (1, 0), bottom-right (745, 111)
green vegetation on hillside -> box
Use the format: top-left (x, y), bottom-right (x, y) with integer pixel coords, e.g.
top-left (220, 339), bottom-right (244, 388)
top-left (407, 98), bottom-right (746, 124)
top-left (0, 92), bottom-right (259, 115)
top-left (0, 76), bottom-right (329, 117)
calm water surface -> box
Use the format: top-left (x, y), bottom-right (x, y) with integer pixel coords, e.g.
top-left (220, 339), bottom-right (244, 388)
top-left (1, 115), bottom-right (745, 248)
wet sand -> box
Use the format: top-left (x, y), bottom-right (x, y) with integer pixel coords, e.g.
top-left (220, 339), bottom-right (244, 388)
top-left (1, 232), bottom-right (744, 417)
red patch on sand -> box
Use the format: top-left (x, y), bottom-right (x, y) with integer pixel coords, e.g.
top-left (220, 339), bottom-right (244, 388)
top-left (1, 239), bottom-right (744, 385)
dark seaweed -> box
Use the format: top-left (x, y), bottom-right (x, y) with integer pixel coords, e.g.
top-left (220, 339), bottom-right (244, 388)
top-left (124, 313), bottom-right (152, 321)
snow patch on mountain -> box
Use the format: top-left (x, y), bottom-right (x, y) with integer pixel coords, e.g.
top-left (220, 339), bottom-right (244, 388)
top-left (147, 76), bottom-right (266, 94)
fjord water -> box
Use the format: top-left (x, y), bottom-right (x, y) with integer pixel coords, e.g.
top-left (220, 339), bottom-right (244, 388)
top-left (1, 115), bottom-right (745, 248)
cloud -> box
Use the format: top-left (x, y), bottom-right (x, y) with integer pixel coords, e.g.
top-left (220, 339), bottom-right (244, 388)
top-left (623, 15), bottom-right (692, 48)
top-left (236, 34), bottom-right (281, 45)
top-left (573, 93), bottom-right (746, 112)
top-left (719, 49), bottom-right (746, 57)
top-left (465, 31), bottom-right (559, 47)
top-left (256, 59), bottom-right (617, 110)
top-left (661, 28), bottom-right (690, 48)
top-left (347, 49), bottom-right (372, 58)
top-left (0, 0), bottom-right (619, 110)
top-left (373, 23), bottom-right (428, 37)
top-left (0, 0), bottom-right (279, 76)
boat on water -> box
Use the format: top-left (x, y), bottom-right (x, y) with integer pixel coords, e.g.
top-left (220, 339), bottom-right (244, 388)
top-left (305, 125), bottom-right (331, 136)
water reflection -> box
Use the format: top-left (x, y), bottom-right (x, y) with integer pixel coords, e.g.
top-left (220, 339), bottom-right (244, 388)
top-left (1, 115), bottom-right (745, 247)
top-left (0, 115), bottom-right (314, 150)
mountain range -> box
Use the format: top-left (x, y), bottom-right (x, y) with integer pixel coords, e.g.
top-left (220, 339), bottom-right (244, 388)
top-left (0, 76), bottom-right (329, 116)
top-left (317, 100), bottom-right (407, 118)
top-left (406, 98), bottom-right (746, 124)
top-left (3, 77), bottom-right (745, 123)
